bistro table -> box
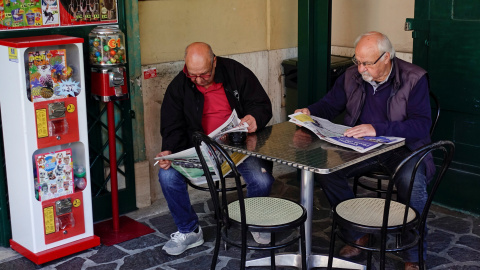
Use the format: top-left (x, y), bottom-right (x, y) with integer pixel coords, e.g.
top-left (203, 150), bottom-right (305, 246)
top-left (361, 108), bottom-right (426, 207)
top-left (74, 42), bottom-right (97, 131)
top-left (220, 121), bottom-right (405, 269)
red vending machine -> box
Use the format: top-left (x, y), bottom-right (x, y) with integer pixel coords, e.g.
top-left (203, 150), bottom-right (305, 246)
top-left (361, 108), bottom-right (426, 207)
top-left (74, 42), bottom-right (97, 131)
top-left (0, 35), bottom-right (100, 265)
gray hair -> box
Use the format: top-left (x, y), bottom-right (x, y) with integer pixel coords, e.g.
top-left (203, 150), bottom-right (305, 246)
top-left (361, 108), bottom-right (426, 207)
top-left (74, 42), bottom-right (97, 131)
top-left (354, 31), bottom-right (396, 60)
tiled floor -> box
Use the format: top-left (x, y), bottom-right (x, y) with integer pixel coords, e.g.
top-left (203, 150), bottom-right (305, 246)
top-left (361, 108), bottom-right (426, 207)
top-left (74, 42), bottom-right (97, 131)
top-left (0, 164), bottom-right (479, 269)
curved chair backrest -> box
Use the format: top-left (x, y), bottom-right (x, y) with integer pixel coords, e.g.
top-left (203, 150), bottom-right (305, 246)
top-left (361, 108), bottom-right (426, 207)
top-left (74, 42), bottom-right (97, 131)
top-left (429, 91), bottom-right (440, 137)
top-left (382, 140), bottom-right (454, 235)
top-left (192, 131), bottom-right (247, 230)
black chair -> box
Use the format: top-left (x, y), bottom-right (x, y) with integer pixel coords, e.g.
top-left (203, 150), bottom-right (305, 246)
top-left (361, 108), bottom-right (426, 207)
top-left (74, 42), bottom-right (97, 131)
top-left (327, 140), bottom-right (455, 270)
top-left (192, 131), bottom-right (307, 270)
top-left (353, 91), bottom-right (441, 197)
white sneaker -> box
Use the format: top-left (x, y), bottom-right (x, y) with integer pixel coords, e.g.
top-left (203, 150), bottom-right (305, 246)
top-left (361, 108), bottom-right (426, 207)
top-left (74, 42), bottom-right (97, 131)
top-left (162, 227), bottom-right (204, 255)
top-left (251, 231), bottom-right (271, 244)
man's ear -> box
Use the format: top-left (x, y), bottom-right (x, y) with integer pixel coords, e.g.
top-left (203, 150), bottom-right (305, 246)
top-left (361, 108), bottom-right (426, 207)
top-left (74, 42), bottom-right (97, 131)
top-left (384, 52), bottom-right (391, 63)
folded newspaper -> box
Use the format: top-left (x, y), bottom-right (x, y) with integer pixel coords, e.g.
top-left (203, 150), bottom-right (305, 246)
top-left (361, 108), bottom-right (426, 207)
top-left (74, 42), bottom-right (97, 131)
top-left (154, 110), bottom-right (249, 185)
top-left (289, 112), bottom-right (404, 153)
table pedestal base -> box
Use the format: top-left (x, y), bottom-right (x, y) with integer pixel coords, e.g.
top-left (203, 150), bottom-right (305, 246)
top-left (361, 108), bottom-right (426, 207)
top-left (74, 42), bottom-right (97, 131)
top-left (245, 254), bottom-right (365, 269)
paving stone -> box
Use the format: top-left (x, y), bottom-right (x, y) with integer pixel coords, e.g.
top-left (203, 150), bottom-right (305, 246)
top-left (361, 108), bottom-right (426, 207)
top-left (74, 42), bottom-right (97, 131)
top-left (192, 202), bottom-right (209, 214)
top-left (85, 263), bottom-right (118, 270)
top-left (447, 247), bottom-right (480, 263)
top-left (426, 253), bottom-right (452, 269)
top-left (169, 253), bottom-right (212, 269)
top-left (472, 217), bottom-right (480, 237)
top-left (149, 214), bottom-right (177, 236)
top-left (0, 257), bottom-right (38, 270)
top-left (117, 234), bottom-right (165, 251)
top-left (55, 257), bottom-right (86, 270)
top-left (88, 245), bottom-right (128, 264)
top-left (427, 229), bottom-right (455, 253)
top-left (428, 216), bottom-right (471, 234)
top-left (457, 235), bottom-right (480, 251)
top-left (446, 265), bottom-right (480, 270)
top-left (199, 224), bottom-right (216, 245)
top-left (310, 234), bottom-right (330, 254)
top-left (121, 245), bottom-right (209, 270)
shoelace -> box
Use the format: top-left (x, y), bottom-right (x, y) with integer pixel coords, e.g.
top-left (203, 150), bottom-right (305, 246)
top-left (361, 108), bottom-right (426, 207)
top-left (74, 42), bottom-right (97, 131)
top-left (170, 231), bottom-right (187, 243)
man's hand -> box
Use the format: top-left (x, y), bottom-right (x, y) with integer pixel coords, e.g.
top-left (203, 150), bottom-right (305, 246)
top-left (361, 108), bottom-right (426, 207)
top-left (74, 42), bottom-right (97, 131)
top-left (240, 115), bottom-right (257, 133)
top-left (294, 108), bottom-right (311, 115)
top-left (155, 150), bottom-right (172, 170)
top-left (344, 124), bottom-right (376, 138)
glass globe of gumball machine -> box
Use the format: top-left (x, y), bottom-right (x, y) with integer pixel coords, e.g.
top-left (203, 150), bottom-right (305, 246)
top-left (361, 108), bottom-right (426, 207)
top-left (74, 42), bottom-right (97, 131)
top-left (89, 26), bottom-right (128, 101)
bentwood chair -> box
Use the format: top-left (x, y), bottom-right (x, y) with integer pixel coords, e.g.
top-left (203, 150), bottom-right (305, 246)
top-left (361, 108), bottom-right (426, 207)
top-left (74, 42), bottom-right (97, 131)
top-left (353, 91), bottom-right (441, 197)
top-left (192, 131), bottom-right (307, 270)
top-left (327, 140), bottom-right (455, 270)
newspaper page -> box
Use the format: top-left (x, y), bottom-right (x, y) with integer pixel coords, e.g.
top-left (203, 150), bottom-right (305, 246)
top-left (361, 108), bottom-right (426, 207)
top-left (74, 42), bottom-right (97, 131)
top-left (288, 112), bottom-right (404, 153)
top-left (208, 110), bottom-right (249, 140)
top-left (154, 110), bottom-right (249, 184)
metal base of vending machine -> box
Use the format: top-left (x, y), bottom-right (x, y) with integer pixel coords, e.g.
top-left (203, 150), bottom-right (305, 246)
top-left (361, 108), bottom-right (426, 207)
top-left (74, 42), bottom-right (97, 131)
top-left (10, 236), bottom-right (100, 265)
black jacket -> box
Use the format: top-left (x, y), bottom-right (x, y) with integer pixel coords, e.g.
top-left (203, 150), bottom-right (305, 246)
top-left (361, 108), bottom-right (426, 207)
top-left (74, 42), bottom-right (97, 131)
top-left (161, 56), bottom-right (272, 153)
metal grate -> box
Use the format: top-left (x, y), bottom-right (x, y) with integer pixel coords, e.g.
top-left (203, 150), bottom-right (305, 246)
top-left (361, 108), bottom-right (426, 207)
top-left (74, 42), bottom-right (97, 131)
top-left (86, 99), bottom-right (137, 222)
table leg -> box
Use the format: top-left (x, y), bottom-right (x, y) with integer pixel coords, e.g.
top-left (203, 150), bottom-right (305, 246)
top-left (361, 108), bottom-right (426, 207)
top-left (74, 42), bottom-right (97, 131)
top-left (300, 170), bottom-right (314, 260)
top-left (301, 170), bottom-right (365, 270)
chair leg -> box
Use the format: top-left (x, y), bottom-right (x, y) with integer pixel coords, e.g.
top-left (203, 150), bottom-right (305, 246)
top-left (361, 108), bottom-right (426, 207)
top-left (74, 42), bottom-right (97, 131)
top-left (240, 230), bottom-right (247, 270)
top-left (211, 223), bottom-right (222, 270)
top-left (353, 176), bottom-right (359, 196)
top-left (270, 232), bottom-right (276, 270)
top-left (367, 235), bottom-right (373, 270)
top-left (327, 219), bottom-right (337, 270)
top-left (300, 224), bottom-right (307, 270)
top-left (376, 178), bottom-right (382, 198)
top-left (419, 234), bottom-right (425, 270)
top-left (380, 233), bottom-right (387, 270)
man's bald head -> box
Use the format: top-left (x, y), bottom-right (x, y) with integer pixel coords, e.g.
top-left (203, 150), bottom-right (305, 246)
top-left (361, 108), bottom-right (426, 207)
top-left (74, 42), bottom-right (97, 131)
top-left (185, 42), bottom-right (215, 64)
top-left (184, 42), bottom-right (216, 88)
top-left (354, 31), bottom-right (395, 60)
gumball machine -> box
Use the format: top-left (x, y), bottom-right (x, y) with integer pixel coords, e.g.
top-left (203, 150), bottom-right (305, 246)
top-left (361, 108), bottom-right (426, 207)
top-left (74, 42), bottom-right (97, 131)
top-left (89, 26), bottom-right (154, 245)
top-left (89, 26), bottom-right (128, 101)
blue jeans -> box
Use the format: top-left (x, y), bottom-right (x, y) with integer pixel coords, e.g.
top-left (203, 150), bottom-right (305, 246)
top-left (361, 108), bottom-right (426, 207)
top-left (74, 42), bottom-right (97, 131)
top-left (158, 156), bottom-right (274, 233)
top-left (316, 147), bottom-right (428, 262)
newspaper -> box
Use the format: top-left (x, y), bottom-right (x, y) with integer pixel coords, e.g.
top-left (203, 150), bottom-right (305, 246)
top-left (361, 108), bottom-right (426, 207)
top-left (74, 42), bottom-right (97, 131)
top-left (154, 110), bottom-right (249, 184)
top-left (289, 112), bottom-right (404, 153)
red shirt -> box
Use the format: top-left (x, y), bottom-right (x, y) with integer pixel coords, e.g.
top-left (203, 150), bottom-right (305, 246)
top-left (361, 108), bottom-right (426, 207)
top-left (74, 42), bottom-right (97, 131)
top-left (196, 82), bottom-right (232, 134)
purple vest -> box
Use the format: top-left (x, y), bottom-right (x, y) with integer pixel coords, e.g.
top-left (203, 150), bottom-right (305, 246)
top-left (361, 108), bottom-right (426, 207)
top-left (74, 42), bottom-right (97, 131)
top-left (343, 58), bottom-right (434, 179)
top-left (343, 58), bottom-right (426, 127)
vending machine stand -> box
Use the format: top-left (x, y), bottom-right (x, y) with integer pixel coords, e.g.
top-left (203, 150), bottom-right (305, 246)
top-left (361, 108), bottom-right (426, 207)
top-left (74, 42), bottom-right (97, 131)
top-left (0, 35), bottom-right (100, 265)
top-left (89, 26), bottom-right (154, 246)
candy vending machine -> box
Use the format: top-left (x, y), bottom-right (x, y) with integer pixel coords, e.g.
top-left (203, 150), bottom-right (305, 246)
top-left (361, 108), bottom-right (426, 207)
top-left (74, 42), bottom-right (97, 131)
top-left (0, 35), bottom-right (100, 265)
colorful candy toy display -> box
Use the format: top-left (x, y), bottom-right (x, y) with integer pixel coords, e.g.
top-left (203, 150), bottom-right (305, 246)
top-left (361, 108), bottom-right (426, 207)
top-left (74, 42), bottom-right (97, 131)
top-left (88, 26), bottom-right (126, 66)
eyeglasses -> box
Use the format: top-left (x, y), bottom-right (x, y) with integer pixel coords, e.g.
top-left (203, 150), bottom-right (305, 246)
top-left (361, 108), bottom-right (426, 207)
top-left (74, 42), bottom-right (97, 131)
top-left (183, 57), bottom-right (215, 80)
top-left (352, 52), bottom-right (386, 67)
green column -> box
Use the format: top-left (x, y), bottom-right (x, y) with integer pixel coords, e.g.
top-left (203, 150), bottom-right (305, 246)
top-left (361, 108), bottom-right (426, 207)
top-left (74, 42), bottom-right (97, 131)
top-left (0, 129), bottom-right (11, 247)
top-left (298, 0), bottom-right (332, 108)
top-left (125, 0), bottom-right (146, 162)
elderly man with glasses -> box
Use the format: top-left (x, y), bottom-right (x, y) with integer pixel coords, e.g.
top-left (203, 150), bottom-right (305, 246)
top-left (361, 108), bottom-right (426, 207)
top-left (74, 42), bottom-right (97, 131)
top-left (295, 31), bottom-right (432, 270)
top-left (156, 42), bottom-right (275, 256)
